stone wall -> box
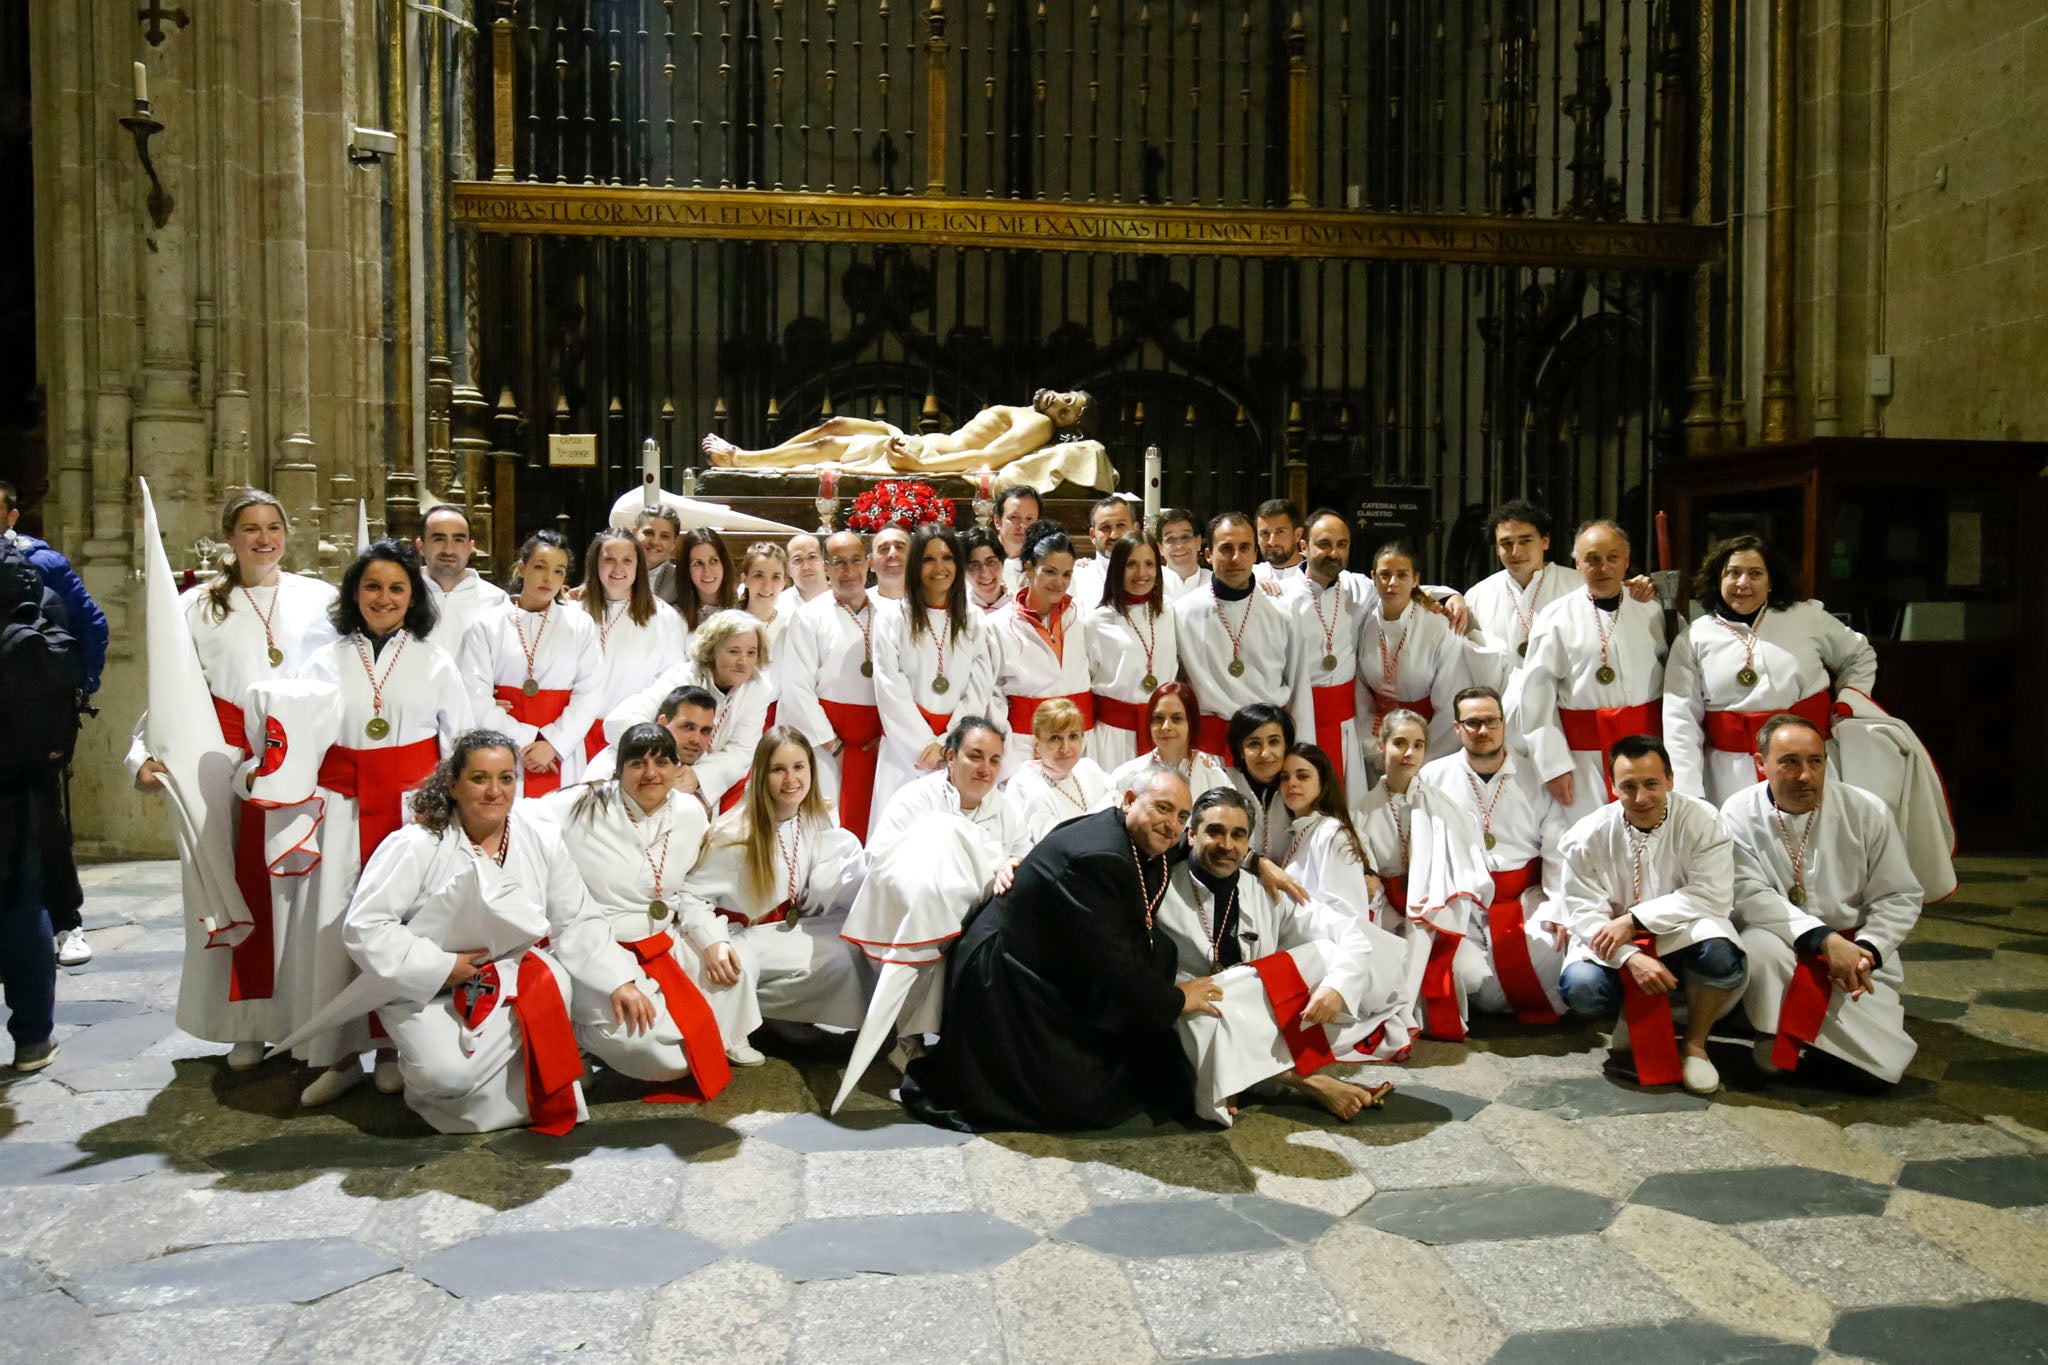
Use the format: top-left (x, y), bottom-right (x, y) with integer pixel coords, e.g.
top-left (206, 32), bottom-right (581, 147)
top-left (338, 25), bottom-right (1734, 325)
top-left (1798, 0), bottom-right (2048, 441)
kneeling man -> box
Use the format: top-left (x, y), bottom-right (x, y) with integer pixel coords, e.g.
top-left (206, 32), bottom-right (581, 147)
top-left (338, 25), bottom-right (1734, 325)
top-left (1557, 734), bottom-right (1746, 1095)
top-left (1160, 786), bottom-right (1402, 1124)
top-left (1726, 713), bottom-right (1921, 1087)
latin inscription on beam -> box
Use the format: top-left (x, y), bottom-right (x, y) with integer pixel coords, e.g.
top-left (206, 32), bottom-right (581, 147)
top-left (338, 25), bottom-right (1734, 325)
top-left (451, 183), bottom-right (1717, 270)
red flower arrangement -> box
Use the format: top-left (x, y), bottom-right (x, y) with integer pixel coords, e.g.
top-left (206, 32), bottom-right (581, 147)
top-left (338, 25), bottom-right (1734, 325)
top-left (845, 479), bottom-right (956, 532)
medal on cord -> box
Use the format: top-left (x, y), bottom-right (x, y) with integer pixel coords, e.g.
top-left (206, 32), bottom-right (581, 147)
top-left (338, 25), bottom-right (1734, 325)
top-left (1464, 763), bottom-right (1505, 852)
top-left (1133, 605), bottom-right (1161, 692)
top-left (353, 631), bottom-right (408, 740)
top-left (638, 820), bottom-right (674, 921)
top-left (1715, 613), bottom-right (1764, 689)
top-left (1771, 790), bottom-right (1820, 907)
top-left (1217, 593), bottom-right (1253, 678)
top-left (1310, 579), bottom-right (1341, 672)
top-left (1199, 880), bottom-right (1240, 973)
top-left (1588, 590), bottom-right (1620, 686)
top-left (842, 599), bottom-right (874, 678)
top-left (1509, 565), bottom-right (1544, 659)
top-left (930, 609), bottom-right (951, 694)
top-left (514, 602), bottom-right (551, 696)
top-left (242, 584), bottom-right (286, 668)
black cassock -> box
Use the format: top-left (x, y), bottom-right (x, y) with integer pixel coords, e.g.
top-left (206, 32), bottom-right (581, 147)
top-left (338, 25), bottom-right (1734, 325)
top-left (901, 807), bottom-right (1192, 1132)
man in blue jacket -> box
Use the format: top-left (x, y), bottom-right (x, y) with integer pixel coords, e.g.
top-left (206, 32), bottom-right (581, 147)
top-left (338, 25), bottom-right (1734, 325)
top-left (1, 481), bottom-right (104, 968)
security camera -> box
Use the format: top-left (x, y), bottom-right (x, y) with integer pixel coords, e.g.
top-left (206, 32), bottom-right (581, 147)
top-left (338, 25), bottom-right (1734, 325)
top-left (348, 126), bottom-right (399, 164)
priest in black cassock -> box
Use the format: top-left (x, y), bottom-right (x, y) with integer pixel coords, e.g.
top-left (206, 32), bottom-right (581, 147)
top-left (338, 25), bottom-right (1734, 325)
top-left (901, 769), bottom-right (1228, 1132)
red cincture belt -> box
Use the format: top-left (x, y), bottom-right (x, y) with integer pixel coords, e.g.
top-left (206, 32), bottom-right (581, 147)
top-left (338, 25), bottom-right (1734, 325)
top-left (620, 931), bottom-right (733, 1103)
top-left (210, 696), bottom-right (276, 1001)
top-left (1484, 858), bottom-right (1559, 1024)
top-left (1382, 872), bottom-right (1466, 1042)
top-left (455, 950), bottom-right (584, 1136)
top-left (1250, 952), bottom-right (1338, 1076)
top-left (493, 685), bottom-right (573, 796)
top-left (1704, 690), bottom-right (1831, 754)
top-left (1619, 933), bottom-right (1683, 1087)
top-left (1006, 693), bottom-right (1096, 746)
top-left (1559, 702), bottom-right (1662, 799)
top-left (317, 737), bottom-right (440, 865)
top-left (1092, 693), bottom-right (1156, 756)
top-left (819, 699), bottom-right (884, 841)
top-left (1311, 683), bottom-right (1356, 780)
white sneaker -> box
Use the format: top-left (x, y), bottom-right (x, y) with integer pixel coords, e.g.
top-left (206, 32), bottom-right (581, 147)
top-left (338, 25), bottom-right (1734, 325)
top-left (373, 1057), bottom-right (405, 1094)
top-left (1752, 1037), bottom-right (1785, 1075)
top-left (54, 928), bottom-right (91, 967)
top-left (299, 1063), bottom-right (365, 1107)
top-left (225, 1042), bottom-right (266, 1071)
top-left (1608, 1017), bottom-right (1630, 1053)
top-left (1681, 1053), bottom-right (1722, 1095)
top-left (726, 1041), bottom-right (766, 1067)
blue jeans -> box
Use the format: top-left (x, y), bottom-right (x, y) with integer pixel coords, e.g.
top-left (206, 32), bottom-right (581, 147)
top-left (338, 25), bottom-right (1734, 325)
top-left (1560, 937), bottom-right (1747, 1017)
top-left (1, 825), bottom-right (55, 1047)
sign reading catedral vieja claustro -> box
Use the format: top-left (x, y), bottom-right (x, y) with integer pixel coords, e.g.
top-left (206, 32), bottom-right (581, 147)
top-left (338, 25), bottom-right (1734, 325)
top-left (453, 184), bottom-right (1717, 271)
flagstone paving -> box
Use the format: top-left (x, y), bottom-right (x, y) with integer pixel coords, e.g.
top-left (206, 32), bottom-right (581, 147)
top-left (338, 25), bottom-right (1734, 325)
top-left (3, 856), bottom-right (2048, 1362)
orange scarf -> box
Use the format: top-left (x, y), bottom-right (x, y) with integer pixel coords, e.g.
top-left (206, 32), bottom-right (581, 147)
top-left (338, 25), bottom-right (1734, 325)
top-left (1012, 584), bottom-right (1068, 663)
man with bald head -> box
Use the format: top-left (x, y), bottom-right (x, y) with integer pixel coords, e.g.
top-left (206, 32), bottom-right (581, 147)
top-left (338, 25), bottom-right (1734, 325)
top-left (780, 529), bottom-right (892, 840)
top-left (902, 768), bottom-right (1211, 1131)
top-left (1506, 519), bottom-right (1668, 824)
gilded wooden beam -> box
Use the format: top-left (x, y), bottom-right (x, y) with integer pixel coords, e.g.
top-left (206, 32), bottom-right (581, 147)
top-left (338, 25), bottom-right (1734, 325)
top-left (925, 1), bottom-right (948, 194)
top-left (492, 6), bottom-right (515, 183)
top-left (1285, 9), bottom-right (1309, 209)
top-left (451, 183), bottom-right (1718, 269)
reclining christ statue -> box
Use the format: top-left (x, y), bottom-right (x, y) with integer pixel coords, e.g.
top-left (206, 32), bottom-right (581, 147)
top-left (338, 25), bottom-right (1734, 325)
top-left (700, 389), bottom-right (1093, 476)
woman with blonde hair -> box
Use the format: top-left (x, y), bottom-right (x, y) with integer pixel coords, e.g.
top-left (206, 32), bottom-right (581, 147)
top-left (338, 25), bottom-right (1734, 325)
top-left (128, 489), bottom-right (339, 1071)
top-left (680, 728), bottom-right (873, 1033)
top-left (599, 607), bottom-right (772, 810)
top-left (1006, 696), bottom-right (1109, 842)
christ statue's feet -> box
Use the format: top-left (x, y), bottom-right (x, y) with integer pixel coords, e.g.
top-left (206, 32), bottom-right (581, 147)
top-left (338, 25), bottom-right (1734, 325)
top-left (701, 433), bottom-right (739, 465)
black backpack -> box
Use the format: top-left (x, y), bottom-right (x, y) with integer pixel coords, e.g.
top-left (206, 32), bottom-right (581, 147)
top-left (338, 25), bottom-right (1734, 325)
top-left (0, 540), bottom-right (85, 776)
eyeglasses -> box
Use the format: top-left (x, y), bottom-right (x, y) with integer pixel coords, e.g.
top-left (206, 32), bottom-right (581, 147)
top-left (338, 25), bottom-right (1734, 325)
top-left (824, 556), bottom-right (867, 569)
top-left (1455, 717), bottom-right (1504, 731)
top-left (1161, 533), bottom-right (1199, 547)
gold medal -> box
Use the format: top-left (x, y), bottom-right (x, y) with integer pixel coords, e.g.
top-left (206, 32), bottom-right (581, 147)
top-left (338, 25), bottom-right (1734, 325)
top-left (267, 646), bottom-right (284, 668)
top-left (1322, 652), bottom-right (1338, 671)
top-left (1228, 658), bottom-right (1246, 678)
top-left (365, 716), bottom-right (391, 740)
top-left (1788, 884), bottom-right (1805, 907)
top-left (1595, 664), bottom-right (1617, 685)
top-left (931, 674), bottom-right (950, 694)
top-left (1737, 666), bottom-right (1759, 687)
top-left (860, 660), bottom-right (873, 678)
top-left (1484, 830), bottom-right (1496, 851)
top-left (649, 898), bottom-right (669, 920)
top-left (1517, 641), bottom-right (1528, 658)
top-left (1141, 673), bottom-right (1158, 692)
top-left (521, 677), bottom-right (540, 697)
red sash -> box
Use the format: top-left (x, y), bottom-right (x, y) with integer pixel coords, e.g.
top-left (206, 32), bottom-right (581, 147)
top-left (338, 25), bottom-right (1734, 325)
top-left (818, 699), bottom-right (885, 841)
top-left (211, 696), bottom-right (277, 1002)
top-left (493, 685), bottom-right (574, 797)
top-left (1093, 693), bottom-right (1156, 756)
top-left (1483, 858), bottom-right (1559, 1024)
top-left (1559, 702), bottom-right (1662, 799)
top-left (1249, 952), bottom-right (1337, 1075)
top-left (621, 931), bottom-right (734, 1103)
top-left (715, 900), bottom-right (790, 930)
top-left (1005, 693), bottom-right (1096, 746)
top-left (917, 704), bottom-right (952, 736)
top-left (1772, 949), bottom-right (1835, 1071)
top-left (1369, 692), bottom-right (1435, 740)
top-left (1619, 934), bottom-right (1683, 1086)
top-left (1311, 683), bottom-right (1355, 782)
top-left (1196, 713), bottom-right (1232, 760)
top-left (583, 720), bottom-right (608, 763)
top-left (317, 737), bottom-right (440, 865)
top-left (457, 951), bottom-right (584, 1135)
top-left (1381, 872), bottom-right (1464, 1042)
top-left (1704, 690), bottom-right (1832, 755)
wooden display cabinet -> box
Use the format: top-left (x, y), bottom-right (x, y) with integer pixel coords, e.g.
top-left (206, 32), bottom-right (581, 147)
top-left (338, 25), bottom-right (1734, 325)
top-left (1659, 438), bottom-right (2047, 852)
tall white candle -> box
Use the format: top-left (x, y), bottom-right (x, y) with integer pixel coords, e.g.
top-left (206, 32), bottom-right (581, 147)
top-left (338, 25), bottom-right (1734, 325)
top-left (641, 437), bottom-right (660, 509)
top-left (1142, 445), bottom-right (1162, 528)
top-left (133, 61), bottom-right (148, 105)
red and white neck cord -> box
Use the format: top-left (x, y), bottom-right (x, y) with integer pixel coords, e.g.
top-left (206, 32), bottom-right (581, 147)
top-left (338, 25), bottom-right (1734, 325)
top-left (515, 603), bottom-right (552, 678)
top-left (353, 630), bottom-right (409, 725)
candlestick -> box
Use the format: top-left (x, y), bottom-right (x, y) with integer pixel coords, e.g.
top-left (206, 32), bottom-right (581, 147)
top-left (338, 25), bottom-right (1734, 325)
top-left (1143, 446), bottom-right (1162, 528)
top-left (133, 61), bottom-right (147, 106)
top-left (819, 466), bottom-right (838, 499)
top-left (640, 437), bottom-right (660, 509)
top-left (975, 466), bottom-right (994, 501)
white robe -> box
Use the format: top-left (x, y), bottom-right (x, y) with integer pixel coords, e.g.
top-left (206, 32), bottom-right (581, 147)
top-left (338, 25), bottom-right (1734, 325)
top-left (1724, 780), bottom-right (1920, 1082)
top-left (681, 814), bottom-right (872, 1030)
top-left (1417, 750), bottom-right (1571, 1016)
top-left (779, 592), bottom-right (888, 809)
top-left (871, 605), bottom-right (997, 819)
top-left (1171, 582), bottom-right (1316, 750)
top-left (1663, 601), bottom-right (1876, 805)
top-left (988, 593), bottom-right (1094, 780)
top-left (1355, 782), bottom-right (1497, 1035)
top-left (1068, 554), bottom-right (1109, 615)
top-left (600, 664), bottom-right (771, 810)
top-left (343, 817), bottom-right (626, 1133)
top-left (1288, 571), bottom-right (1374, 787)
top-left (1223, 770), bottom-right (1297, 864)
top-left (1085, 602), bottom-right (1179, 770)
top-left (1355, 597), bottom-right (1472, 766)
top-left (1464, 564), bottom-right (1575, 692)
top-left (288, 633), bottom-right (471, 1065)
top-left (525, 785), bottom-right (760, 1079)
top-left (1099, 750), bottom-right (1232, 808)
top-left (1555, 793), bottom-right (1739, 973)
top-left (127, 576), bottom-right (341, 1045)
top-left (584, 598), bottom-right (690, 748)
top-left (1507, 592), bottom-right (1669, 825)
top-left (458, 601), bottom-right (604, 792)
top-left (1007, 758), bottom-right (1110, 843)
top-left (425, 570), bottom-right (509, 659)
top-left (1156, 865), bottom-right (1407, 1125)
top-left (1160, 564), bottom-right (1212, 603)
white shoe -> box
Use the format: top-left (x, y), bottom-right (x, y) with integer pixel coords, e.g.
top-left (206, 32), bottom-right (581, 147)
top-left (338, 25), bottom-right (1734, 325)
top-left (1608, 1017), bottom-right (1630, 1053)
top-left (1752, 1037), bottom-right (1785, 1075)
top-left (373, 1057), bottom-right (404, 1093)
top-left (299, 1063), bottom-right (365, 1107)
top-left (226, 1042), bottom-right (266, 1071)
top-left (726, 1041), bottom-right (766, 1067)
top-left (1681, 1053), bottom-right (1722, 1095)
top-left (54, 928), bottom-right (91, 967)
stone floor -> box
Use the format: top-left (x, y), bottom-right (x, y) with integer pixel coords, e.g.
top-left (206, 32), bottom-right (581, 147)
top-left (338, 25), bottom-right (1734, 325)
top-left (6, 861), bottom-right (2048, 1365)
